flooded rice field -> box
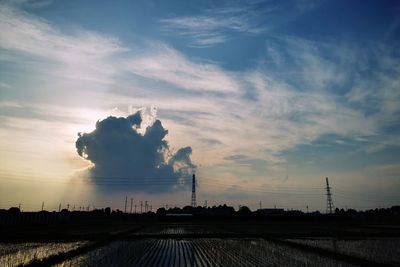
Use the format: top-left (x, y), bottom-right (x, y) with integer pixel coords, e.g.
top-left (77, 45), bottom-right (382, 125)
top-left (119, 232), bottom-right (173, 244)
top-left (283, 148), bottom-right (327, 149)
top-left (0, 239), bottom-right (367, 267)
top-left (0, 241), bottom-right (88, 266)
top-left (286, 238), bottom-right (400, 266)
top-left (56, 239), bottom-right (360, 267)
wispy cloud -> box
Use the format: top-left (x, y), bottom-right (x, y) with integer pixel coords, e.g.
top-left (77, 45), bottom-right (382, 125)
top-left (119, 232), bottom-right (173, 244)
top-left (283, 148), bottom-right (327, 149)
top-left (159, 1), bottom-right (323, 47)
top-left (124, 44), bottom-right (240, 93)
top-left (0, 6), bottom-right (124, 57)
top-left (0, 5), bottom-right (125, 84)
top-left (2, 0), bottom-right (55, 9)
top-left (159, 4), bottom-right (266, 47)
top-left (0, 100), bottom-right (23, 108)
top-left (0, 5), bottom-right (241, 95)
top-left (0, 81), bottom-right (12, 89)
top-left (259, 36), bottom-right (400, 155)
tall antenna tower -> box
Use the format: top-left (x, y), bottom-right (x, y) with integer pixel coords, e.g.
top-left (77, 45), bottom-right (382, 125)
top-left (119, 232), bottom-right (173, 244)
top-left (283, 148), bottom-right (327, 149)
top-left (325, 177), bottom-right (334, 214)
top-left (191, 174), bottom-right (197, 207)
top-left (124, 196), bottom-right (127, 213)
top-left (130, 198), bottom-right (133, 214)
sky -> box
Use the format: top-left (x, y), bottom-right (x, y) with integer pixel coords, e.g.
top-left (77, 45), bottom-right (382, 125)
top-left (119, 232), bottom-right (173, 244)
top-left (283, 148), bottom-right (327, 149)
top-left (0, 0), bottom-right (399, 212)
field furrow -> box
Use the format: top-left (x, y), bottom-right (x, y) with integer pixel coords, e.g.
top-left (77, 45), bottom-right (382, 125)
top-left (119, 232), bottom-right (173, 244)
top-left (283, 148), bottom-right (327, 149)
top-left (163, 239), bottom-right (172, 267)
top-left (134, 240), bottom-right (159, 266)
top-left (194, 240), bottom-right (213, 267)
top-left (191, 241), bottom-right (207, 267)
top-left (159, 240), bottom-right (170, 267)
top-left (10, 238), bottom-right (383, 267)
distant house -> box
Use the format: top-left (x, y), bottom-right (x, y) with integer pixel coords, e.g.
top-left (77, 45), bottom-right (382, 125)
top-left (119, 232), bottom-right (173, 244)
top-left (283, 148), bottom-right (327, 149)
top-left (256, 208), bottom-right (284, 216)
top-left (391, 206), bottom-right (400, 214)
top-left (166, 213), bottom-right (193, 217)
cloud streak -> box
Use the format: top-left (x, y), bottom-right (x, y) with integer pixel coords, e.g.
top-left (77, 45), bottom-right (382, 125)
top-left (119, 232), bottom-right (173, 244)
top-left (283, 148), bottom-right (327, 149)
top-left (0, 4), bottom-right (125, 84)
top-left (125, 44), bottom-right (240, 93)
top-left (0, 6), bottom-right (124, 59)
top-left (0, 5), bottom-right (241, 94)
top-left (159, 4), bottom-right (266, 47)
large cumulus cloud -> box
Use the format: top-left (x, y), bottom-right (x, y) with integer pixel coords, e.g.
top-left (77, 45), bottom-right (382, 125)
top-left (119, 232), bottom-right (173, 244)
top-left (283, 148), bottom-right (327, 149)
top-left (75, 111), bottom-right (196, 192)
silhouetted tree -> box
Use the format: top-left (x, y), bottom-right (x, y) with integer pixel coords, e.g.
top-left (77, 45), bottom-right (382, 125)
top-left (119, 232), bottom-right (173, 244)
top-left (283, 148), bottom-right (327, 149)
top-left (238, 206), bottom-right (251, 216)
top-left (8, 207), bottom-right (20, 213)
top-left (157, 207), bottom-right (166, 216)
top-left (105, 207), bottom-right (111, 214)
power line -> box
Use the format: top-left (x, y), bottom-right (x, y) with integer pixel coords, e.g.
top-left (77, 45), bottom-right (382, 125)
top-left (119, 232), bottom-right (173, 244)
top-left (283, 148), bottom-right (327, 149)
top-left (0, 172), bottom-right (397, 204)
top-left (0, 170), bottom-right (324, 190)
top-left (0, 174), bottom-right (323, 194)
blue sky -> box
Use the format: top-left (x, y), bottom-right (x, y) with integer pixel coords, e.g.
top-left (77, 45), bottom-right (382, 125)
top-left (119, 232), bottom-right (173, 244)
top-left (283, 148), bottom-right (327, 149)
top-left (0, 0), bottom-right (399, 211)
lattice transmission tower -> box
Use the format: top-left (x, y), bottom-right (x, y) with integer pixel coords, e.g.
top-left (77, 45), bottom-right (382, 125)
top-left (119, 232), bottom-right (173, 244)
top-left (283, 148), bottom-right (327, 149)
top-left (191, 174), bottom-right (197, 207)
top-left (325, 177), bottom-right (334, 214)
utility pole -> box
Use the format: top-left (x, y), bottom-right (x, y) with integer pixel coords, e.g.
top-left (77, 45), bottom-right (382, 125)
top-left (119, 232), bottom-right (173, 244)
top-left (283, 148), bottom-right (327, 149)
top-left (58, 203), bottom-right (61, 212)
top-left (124, 196), bottom-right (127, 213)
top-left (325, 177), bottom-right (334, 214)
top-left (145, 201), bottom-right (148, 212)
top-left (306, 205), bottom-right (309, 214)
top-left (259, 200), bottom-right (262, 210)
top-left (191, 174), bottom-right (197, 207)
top-left (67, 204), bottom-right (70, 211)
top-left (140, 201), bottom-right (143, 213)
top-left (130, 198), bottom-right (133, 214)
top-left (41, 201), bottom-right (44, 211)
top-left (134, 204), bottom-right (137, 214)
